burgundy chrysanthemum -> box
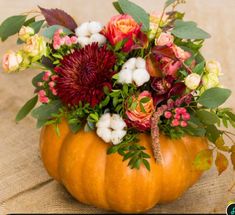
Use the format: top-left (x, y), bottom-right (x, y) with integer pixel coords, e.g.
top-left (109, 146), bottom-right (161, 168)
top-left (55, 43), bottom-right (116, 107)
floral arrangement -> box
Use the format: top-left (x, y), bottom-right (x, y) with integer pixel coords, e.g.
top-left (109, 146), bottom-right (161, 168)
top-left (1, 0), bottom-right (235, 173)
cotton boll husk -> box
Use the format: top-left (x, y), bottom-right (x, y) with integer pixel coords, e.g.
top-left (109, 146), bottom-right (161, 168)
top-left (97, 127), bottom-right (112, 143)
top-left (90, 33), bottom-right (106, 45)
top-left (111, 130), bottom-right (127, 145)
top-left (118, 69), bottom-right (133, 84)
top-left (110, 114), bottom-right (126, 130)
top-left (132, 69), bottom-right (150, 86)
top-left (77, 36), bottom-right (90, 47)
top-left (88, 21), bottom-right (103, 34)
top-left (122, 58), bottom-right (136, 70)
top-left (135, 57), bottom-right (146, 69)
top-left (96, 113), bottom-right (111, 128)
top-left (75, 22), bottom-right (90, 37)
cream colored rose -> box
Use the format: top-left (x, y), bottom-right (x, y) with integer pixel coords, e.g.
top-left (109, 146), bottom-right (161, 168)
top-left (19, 26), bottom-right (34, 42)
top-left (2, 50), bottom-right (23, 73)
top-left (185, 73), bottom-right (201, 90)
top-left (23, 35), bottom-right (47, 58)
top-left (202, 72), bottom-right (220, 90)
top-left (205, 60), bottom-right (223, 76)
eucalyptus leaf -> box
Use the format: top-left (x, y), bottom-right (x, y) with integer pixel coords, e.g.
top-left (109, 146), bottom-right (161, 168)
top-left (118, 0), bottom-right (149, 32)
top-left (32, 72), bottom-right (45, 87)
top-left (198, 87), bottom-right (231, 108)
top-left (15, 95), bottom-right (38, 122)
top-left (0, 15), bottom-right (27, 41)
top-left (113, 1), bottom-right (124, 14)
top-left (196, 110), bottom-right (219, 125)
top-left (172, 20), bottom-right (211, 40)
top-left (42, 25), bottom-right (73, 39)
top-left (29, 20), bottom-right (44, 33)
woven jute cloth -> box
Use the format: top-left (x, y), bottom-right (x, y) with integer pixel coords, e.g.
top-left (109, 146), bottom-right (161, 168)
top-left (0, 0), bottom-right (235, 214)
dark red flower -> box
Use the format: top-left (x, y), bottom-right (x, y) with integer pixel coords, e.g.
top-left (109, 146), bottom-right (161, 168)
top-left (55, 43), bottom-right (116, 107)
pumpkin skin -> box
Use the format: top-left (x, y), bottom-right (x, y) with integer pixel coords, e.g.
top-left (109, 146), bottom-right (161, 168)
top-left (40, 120), bottom-right (208, 213)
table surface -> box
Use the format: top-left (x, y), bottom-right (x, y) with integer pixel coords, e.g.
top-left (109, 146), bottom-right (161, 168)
top-left (0, 0), bottom-right (235, 214)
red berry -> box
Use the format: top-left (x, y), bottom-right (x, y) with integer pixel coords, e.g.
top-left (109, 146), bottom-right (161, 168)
top-left (181, 121), bottom-right (188, 127)
top-left (164, 111), bottom-right (172, 119)
top-left (174, 114), bottom-right (181, 120)
top-left (171, 119), bottom-right (179, 127)
top-left (182, 113), bottom-right (190, 121)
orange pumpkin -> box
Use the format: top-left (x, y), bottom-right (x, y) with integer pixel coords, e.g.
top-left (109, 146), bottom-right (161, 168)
top-left (40, 120), bottom-right (208, 213)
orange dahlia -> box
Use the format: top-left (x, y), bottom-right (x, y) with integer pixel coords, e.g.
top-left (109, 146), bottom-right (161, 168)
top-left (55, 43), bottom-right (116, 107)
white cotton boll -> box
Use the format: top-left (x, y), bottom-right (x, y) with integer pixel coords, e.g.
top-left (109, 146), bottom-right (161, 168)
top-left (88, 21), bottom-right (103, 34)
top-left (96, 113), bottom-right (111, 128)
top-left (132, 69), bottom-right (150, 87)
top-left (75, 22), bottom-right (90, 37)
top-left (118, 69), bottom-right (133, 84)
top-left (77, 36), bottom-right (90, 47)
top-left (97, 127), bottom-right (112, 143)
top-left (135, 57), bottom-right (146, 69)
top-left (90, 33), bottom-right (106, 45)
top-left (111, 130), bottom-right (127, 145)
top-left (110, 114), bottom-right (126, 130)
top-left (122, 58), bottom-right (136, 70)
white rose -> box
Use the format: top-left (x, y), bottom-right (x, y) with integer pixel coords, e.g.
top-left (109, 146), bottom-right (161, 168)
top-left (185, 73), bottom-right (201, 90)
top-left (19, 26), bottom-right (34, 42)
top-left (206, 60), bottom-right (222, 76)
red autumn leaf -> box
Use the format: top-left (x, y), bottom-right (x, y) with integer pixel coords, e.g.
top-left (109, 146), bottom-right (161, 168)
top-left (38, 6), bottom-right (78, 31)
top-left (146, 54), bottom-right (162, 77)
top-left (215, 152), bottom-right (228, 175)
top-left (152, 45), bottom-right (178, 60)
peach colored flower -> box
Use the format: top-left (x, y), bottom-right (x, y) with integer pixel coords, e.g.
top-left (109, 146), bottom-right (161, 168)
top-left (103, 14), bottom-right (141, 52)
top-left (156, 32), bottom-right (174, 46)
top-left (126, 91), bottom-right (154, 131)
top-left (2, 50), bottom-right (22, 73)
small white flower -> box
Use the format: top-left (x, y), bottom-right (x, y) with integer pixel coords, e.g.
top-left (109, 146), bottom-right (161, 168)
top-left (75, 22), bottom-right (90, 37)
top-left (96, 113), bottom-right (127, 145)
top-left (110, 114), bottom-right (126, 130)
top-left (118, 69), bottom-right (133, 84)
top-left (132, 68), bottom-right (150, 87)
top-left (111, 130), bottom-right (127, 145)
top-left (185, 73), bottom-right (201, 90)
top-left (75, 21), bottom-right (106, 47)
top-left (88, 21), bottom-right (103, 34)
top-left (118, 57), bottom-right (150, 87)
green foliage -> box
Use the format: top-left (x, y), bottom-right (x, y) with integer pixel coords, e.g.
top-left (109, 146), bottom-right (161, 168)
top-left (117, 0), bottom-right (149, 32)
top-left (107, 132), bottom-right (151, 171)
top-left (165, 0), bottom-right (177, 8)
top-left (31, 100), bottom-right (63, 128)
top-left (43, 25), bottom-right (73, 39)
top-left (172, 20), bottom-right (211, 40)
top-left (215, 108), bottom-right (235, 128)
top-left (196, 110), bottom-right (219, 125)
top-left (15, 95), bottom-right (38, 122)
top-left (113, 1), bottom-right (124, 14)
top-left (0, 15), bottom-right (27, 41)
top-left (198, 87), bottom-right (231, 108)
top-left (193, 61), bottom-right (205, 75)
top-left (29, 20), bottom-right (44, 34)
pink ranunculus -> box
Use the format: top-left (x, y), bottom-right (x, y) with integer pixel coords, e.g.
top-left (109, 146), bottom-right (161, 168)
top-left (2, 50), bottom-right (22, 73)
top-left (126, 91), bottom-right (154, 131)
top-left (102, 14), bottom-right (141, 52)
top-left (156, 32), bottom-right (174, 46)
top-left (172, 45), bottom-right (191, 61)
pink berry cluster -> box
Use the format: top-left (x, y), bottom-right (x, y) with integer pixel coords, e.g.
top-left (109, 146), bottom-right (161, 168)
top-left (53, 29), bottom-right (78, 50)
top-left (37, 71), bottom-right (58, 104)
top-left (164, 107), bottom-right (190, 127)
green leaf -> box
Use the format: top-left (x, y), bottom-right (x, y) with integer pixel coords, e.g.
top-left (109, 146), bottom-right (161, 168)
top-left (172, 20), bottom-right (211, 40)
top-left (140, 97), bottom-right (150, 103)
top-left (215, 152), bottom-right (228, 175)
top-left (193, 149), bottom-right (213, 171)
top-left (198, 87), bottom-right (231, 108)
top-left (42, 25), bottom-right (73, 39)
top-left (15, 95), bottom-right (38, 122)
top-left (113, 1), bottom-right (124, 14)
top-left (107, 145), bottom-right (119, 154)
top-left (165, 0), bottom-right (177, 8)
top-left (139, 102), bottom-right (146, 113)
top-left (0, 15), bottom-right (27, 41)
top-left (206, 125), bottom-right (221, 143)
top-left (29, 20), bottom-right (44, 33)
top-left (118, 0), bottom-right (149, 32)
top-left (32, 72), bottom-right (45, 87)
top-left (24, 17), bottom-right (36, 26)
top-left (193, 61), bottom-right (205, 75)
top-left (142, 159), bottom-right (150, 171)
top-left (31, 100), bottom-right (62, 122)
top-left (196, 110), bottom-right (219, 125)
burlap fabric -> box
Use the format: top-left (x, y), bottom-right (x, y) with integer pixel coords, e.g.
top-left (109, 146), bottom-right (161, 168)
top-left (0, 0), bottom-right (235, 214)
